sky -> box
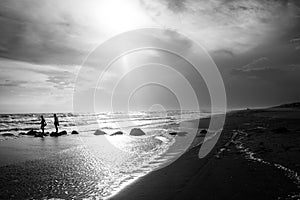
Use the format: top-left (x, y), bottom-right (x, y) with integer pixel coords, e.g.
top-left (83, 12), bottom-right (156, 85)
top-left (0, 0), bottom-right (299, 113)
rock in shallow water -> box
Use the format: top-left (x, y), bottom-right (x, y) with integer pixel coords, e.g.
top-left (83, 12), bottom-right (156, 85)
top-left (50, 132), bottom-right (58, 137)
top-left (94, 130), bottom-right (107, 135)
top-left (26, 129), bottom-right (37, 136)
top-left (130, 128), bottom-right (146, 136)
top-left (71, 130), bottom-right (79, 134)
top-left (60, 131), bottom-right (67, 135)
top-left (110, 131), bottom-right (123, 136)
top-left (50, 131), bottom-right (67, 137)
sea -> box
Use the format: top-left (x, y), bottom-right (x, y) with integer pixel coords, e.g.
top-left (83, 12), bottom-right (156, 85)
top-left (0, 110), bottom-right (208, 199)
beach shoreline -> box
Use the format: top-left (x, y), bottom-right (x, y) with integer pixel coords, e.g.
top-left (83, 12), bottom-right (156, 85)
top-left (110, 107), bottom-right (300, 200)
top-left (0, 107), bottom-right (299, 199)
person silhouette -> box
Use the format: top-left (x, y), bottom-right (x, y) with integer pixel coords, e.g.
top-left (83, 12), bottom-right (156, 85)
top-left (40, 115), bottom-right (47, 134)
top-left (54, 114), bottom-right (59, 133)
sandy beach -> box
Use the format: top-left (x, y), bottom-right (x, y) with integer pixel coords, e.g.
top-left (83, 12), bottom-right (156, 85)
top-left (111, 106), bottom-right (300, 200)
top-left (0, 106), bottom-right (299, 199)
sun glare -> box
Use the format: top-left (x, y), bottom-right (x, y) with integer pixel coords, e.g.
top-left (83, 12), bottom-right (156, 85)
top-left (99, 0), bottom-right (147, 33)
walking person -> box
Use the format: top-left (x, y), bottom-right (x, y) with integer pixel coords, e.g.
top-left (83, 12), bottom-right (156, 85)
top-left (54, 114), bottom-right (59, 133)
top-left (40, 115), bottom-right (47, 135)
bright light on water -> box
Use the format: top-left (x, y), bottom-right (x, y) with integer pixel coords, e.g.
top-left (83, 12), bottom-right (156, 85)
top-left (0, 110), bottom-right (209, 198)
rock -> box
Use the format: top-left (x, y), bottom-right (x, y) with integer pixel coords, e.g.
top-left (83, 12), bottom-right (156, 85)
top-left (110, 131), bottom-right (123, 136)
top-left (169, 132), bottom-right (177, 136)
top-left (130, 128), bottom-right (146, 136)
top-left (94, 130), bottom-right (107, 135)
top-left (50, 132), bottom-right (59, 137)
top-left (50, 130), bottom-right (67, 137)
top-left (200, 129), bottom-right (208, 134)
top-left (19, 132), bottom-right (26, 135)
top-left (71, 130), bottom-right (79, 134)
top-left (1, 133), bottom-right (15, 137)
top-left (34, 132), bottom-right (44, 137)
top-left (27, 129), bottom-right (37, 136)
top-left (272, 127), bottom-right (290, 134)
top-left (59, 131), bottom-right (67, 135)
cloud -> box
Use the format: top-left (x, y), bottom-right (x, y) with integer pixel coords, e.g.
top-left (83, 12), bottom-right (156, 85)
top-left (140, 0), bottom-right (300, 54)
top-left (0, 80), bottom-right (28, 87)
top-left (290, 38), bottom-right (300, 50)
top-left (240, 57), bottom-right (270, 70)
top-left (1, 0), bottom-right (299, 66)
top-left (231, 58), bottom-right (300, 86)
top-left (0, 58), bottom-right (79, 113)
top-left (0, 0), bottom-right (299, 112)
top-left (0, 0), bottom-right (158, 66)
top-left (0, 0), bottom-right (134, 65)
top-left (0, 58), bottom-right (78, 94)
top-left (231, 66), bottom-right (285, 79)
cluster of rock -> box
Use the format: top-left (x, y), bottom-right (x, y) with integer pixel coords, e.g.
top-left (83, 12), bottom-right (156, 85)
top-left (94, 128), bottom-right (147, 136)
top-left (93, 128), bottom-right (203, 137)
top-left (17, 126), bottom-right (204, 138)
top-left (19, 129), bottom-right (79, 137)
top-left (18, 127), bottom-right (195, 138)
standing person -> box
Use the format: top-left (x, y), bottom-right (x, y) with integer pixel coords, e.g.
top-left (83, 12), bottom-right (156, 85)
top-left (40, 115), bottom-right (47, 134)
top-left (54, 114), bottom-right (59, 133)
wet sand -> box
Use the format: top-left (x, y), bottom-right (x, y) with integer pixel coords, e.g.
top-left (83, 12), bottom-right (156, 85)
top-left (111, 107), bottom-right (300, 200)
top-left (0, 129), bottom-right (176, 199)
